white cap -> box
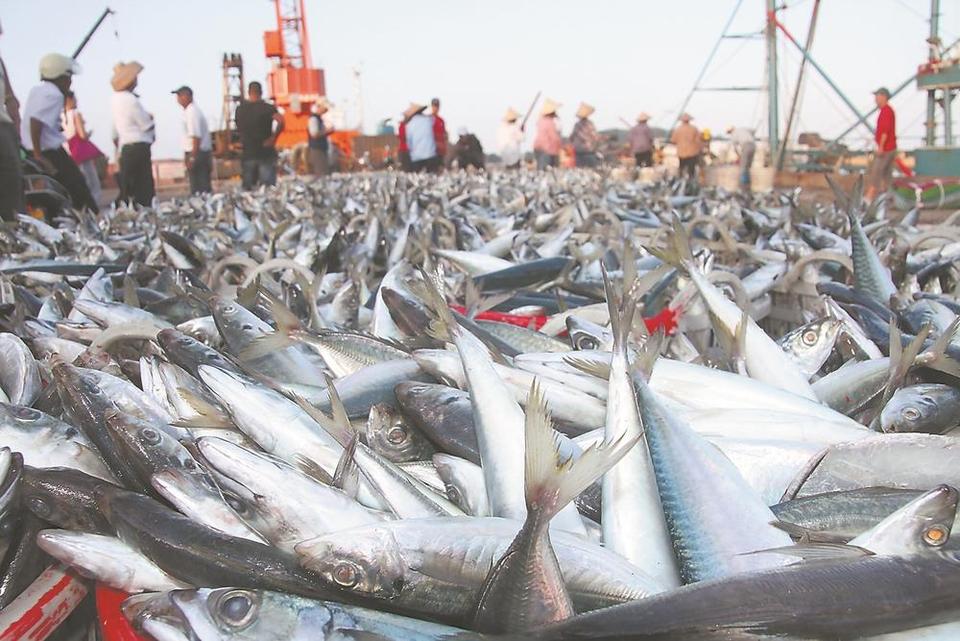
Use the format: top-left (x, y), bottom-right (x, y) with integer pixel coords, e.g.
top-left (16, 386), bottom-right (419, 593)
top-left (39, 53), bottom-right (80, 80)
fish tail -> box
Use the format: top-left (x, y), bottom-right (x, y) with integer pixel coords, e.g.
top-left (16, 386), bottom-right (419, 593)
top-left (239, 298), bottom-right (302, 361)
top-left (602, 263), bottom-right (638, 354)
top-left (926, 317), bottom-right (960, 379)
top-left (414, 267), bottom-right (458, 343)
top-left (647, 214), bottom-right (696, 273)
top-left (523, 380), bottom-right (637, 519)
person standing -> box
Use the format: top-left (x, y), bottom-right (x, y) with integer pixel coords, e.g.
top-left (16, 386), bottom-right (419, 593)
top-left (62, 91), bottom-right (103, 206)
top-left (22, 53), bottom-right (98, 213)
top-left (533, 98), bottom-right (561, 170)
top-left (111, 61), bottom-right (155, 207)
top-left (452, 127), bottom-right (485, 170)
top-left (307, 98), bottom-right (332, 177)
top-left (235, 81), bottom-right (285, 190)
top-left (172, 86), bottom-right (212, 194)
top-left (497, 107), bottom-right (524, 169)
top-left (726, 125), bottom-right (756, 192)
top-left (865, 87), bottom-right (897, 202)
top-left (629, 112), bottom-right (654, 168)
top-left (397, 111), bottom-right (412, 171)
top-left (404, 102), bottom-right (439, 173)
top-left (670, 113), bottom-right (701, 181)
top-left (430, 97), bottom-right (447, 165)
top-left (570, 102), bottom-right (600, 169)
top-left (0, 20), bottom-right (23, 221)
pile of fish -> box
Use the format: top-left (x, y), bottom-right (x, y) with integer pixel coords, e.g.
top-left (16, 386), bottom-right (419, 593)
top-left (1, 170), bottom-right (960, 640)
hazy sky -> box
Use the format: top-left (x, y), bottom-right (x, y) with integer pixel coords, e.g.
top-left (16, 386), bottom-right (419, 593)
top-left (3, 0), bottom-right (957, 159)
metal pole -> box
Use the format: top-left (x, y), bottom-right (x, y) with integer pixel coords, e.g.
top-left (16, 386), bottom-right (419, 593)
top-left (773, 16), bottom-right (875, 136)
top-left (667, 0), bottom-right (745, 137)
top-left (766, 0), bottom-right (780, 156)
top-left (945, 89), bottom-right (954, 145)
top-left (927, 0), bottom-right (942, 146)
top-left (71, 7), bottom-right (113, 59)
top-left (777, 0), bottom-right (820, 170)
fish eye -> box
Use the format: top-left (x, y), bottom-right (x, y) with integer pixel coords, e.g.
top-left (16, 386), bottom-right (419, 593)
top-left (332, 561), bottom-right (361, 588)
top-left (27, 497), bottom-right (51, 517)
top-left (240, 324), bottom-right (253, 331)
top-left (445, 485), bottom-right (462, 504)
top-left (802, 330), bottom-right (818, 346)
top-left (178, 337), bottom-right (192, 345)
top-left (923, 524), bottom-right (949, 547)
top-left (386, 426), bottom-right (407, 445)
top-left (223, 304), bottom-right (237, 314)
top-left (140, 428), bottom-right (162, 446)
top-left (902, 407), bottom-right (922, 421)
top-left (216, 590), bottom-right (257, 628)
top-left (577, 335), bottom-right (598, 350)
top-left (13, 407), bottom-right (40, 420)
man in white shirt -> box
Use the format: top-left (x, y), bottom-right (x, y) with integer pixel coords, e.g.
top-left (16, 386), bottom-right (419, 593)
top-left (497, 107), bottom-right (524, 169)
top-left (173, 86), bottom-right (212, 194)
top-left (111, 61), bottom-right (155, 206)
top-left (0, 19), bottom-right (23, 221)
top-left (21, 53), bottom-right (98, 213)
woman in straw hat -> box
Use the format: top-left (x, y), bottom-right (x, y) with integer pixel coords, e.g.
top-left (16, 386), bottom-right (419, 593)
top-left (497, 107), bottom-right (524, 169)
top-left (670, 112), bottom-right (701, 182)
top-left (628, 112), bottom-right (654, 168)
top-left (532, 98), bottom-right (561, 170)
top-left (110, 61), bottom-right (155, 206)
top-left (570, 102), bottom-right (600, 169)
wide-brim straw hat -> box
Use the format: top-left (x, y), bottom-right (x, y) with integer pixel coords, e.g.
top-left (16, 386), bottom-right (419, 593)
top-left (680, 112), bottom-right (693, 122)
top-left (111, 61), bottom-right (143, 91)
top-left (541, 98), bottom-right (560, 116)
top-left (403, 102), bottom-right (427, 120)
top-left (314, 97), bottom-right (330, 112)
top-left (576, 102), bottom-right (595, 119)
top-left (637, 112), bottom-right (650, 122)
top-left (503, 107), bottom-right (520, 122)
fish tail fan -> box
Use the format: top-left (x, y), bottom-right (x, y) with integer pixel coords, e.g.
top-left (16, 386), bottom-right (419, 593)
top-left (239, 298), bottom-right (302, 361)
top-left (524, 380), bottom-right (638, 519)
top-left (629, 328), bottom-right (666, 385)
top-left (411, 266), bottom-right (457, 343)
top-left (646, 213), bottom-right (695, 273)
top-left (602, 263), bottom-right (638, 355)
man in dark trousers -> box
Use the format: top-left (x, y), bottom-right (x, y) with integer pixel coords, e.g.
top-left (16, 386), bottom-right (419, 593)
top-left (235, 81), bottom-right (285, 190)
top-left (22, 53), bottom-right (98, 212)
top-left (173, 86), bottom-right (213, 194)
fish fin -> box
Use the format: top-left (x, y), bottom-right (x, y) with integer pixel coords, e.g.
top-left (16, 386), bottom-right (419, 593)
top-left (564, 356), bottom-right (612, 381)
top-left (288, 387), bottom-right (353, 449)
top-left (770, 520), bottom-right (852, 544)
top-left (333, 433), bottom-right (361, 498)
top-left (168, 387), bottom-right (234, 429)
top-left (871, 322), bottom-right (932, 429)
top-left (739, 542), bottom-right (873, 563)
top-left (629, 328), bottom-right (666, 384)
top-left (122, 275), bottom-right (140, 308)
top-left (322, 373), bottom-right (356, 444)
top-left (924, 316), bottom-right (960, 379)
top-left (825, 174), bottom-right (853, 213)
top-left (239, 298), bottom-right (303, 361)
top-left (524, 380), bottom-right (638, 518)
top-left (621, 241), bottom-right (637, 295)
top-left (646, 214), bottom-right (695, 273)
top-left (293, 453), bottom-right (335, 486)
top-left (236, 277), bottom-right (260, 309)
top-left (411, 267), bottom-right (458, 343)
top-left (602, 262), bottom-right (638, 356)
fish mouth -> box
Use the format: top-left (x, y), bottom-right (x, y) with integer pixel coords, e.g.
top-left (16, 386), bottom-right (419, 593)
top-left (122, 591), bottom-right (194, 640)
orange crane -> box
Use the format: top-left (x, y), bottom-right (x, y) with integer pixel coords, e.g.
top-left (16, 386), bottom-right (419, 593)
top-left (263, 0), bottom-right (357, 160)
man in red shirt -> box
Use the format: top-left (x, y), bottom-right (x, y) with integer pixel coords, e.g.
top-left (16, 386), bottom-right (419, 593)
top-left (865, 87), bottom-right (897, 202)
top-left (431, 97), bottom-right (447, 167)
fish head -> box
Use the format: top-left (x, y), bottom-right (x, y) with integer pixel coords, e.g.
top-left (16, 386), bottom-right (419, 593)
top-left (881, 385), bottom-right (956, 434)
top-left (22, 466), bottom-right (111, 533)
top-left (158, 329), bottom-right (236, 377)
top-left (52, 361), bottom-right (113, 417)
top-left (565, 316), bottom-right (608, 351)
top-left (854, 485), bottom-right (958, 556)
top-left (122, 591), bottom-right (184, 637)
top-left (210, 296), bottom-right (264, 347)
top-left (170, 587), bottom-right (318, 641)
top-left (364, 404), bottom-right (434, 464)
top-left (780, 317), bottom-right (842, 372)
top-left (295, 527), bottom-right (407, 600)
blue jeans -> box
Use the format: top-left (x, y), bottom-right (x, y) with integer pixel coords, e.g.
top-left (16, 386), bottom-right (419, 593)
top-left (575, 151), bottom-right (598, 168)
top-left (739, 144), bottom-right (756, 191)
top-left (241, 157), bottom-right (277, 190)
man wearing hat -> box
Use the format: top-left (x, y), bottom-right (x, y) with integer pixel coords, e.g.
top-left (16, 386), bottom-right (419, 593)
top-left (111, 61), bottom-right (155, 206)
top-left (670, 113), bottom-right (702, 182)
top-left (570, 102), bottom-right (600, 168)
top-left (533, 98), bottom-right (561, 170)
top-left (497, 107), bottom-right (524, 169)
top-left (307, 98), bottom-right (333, 177)
top-left (628, 113), bottom-right (654, 168)
top-left (0, 19), bottom-right (23, 220)
top-left (173, 86), bottom-right (212, 194)
top-left (22, 53), bottom-right (98, 213)
top-left (865, 87), bottom-right (897, 202)
top-left (726, 125), bottom-right (756, 192)
top-left (404, 102), bottom-right (439, 173)
top-left (235, 81), bottom-right (285, 190)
